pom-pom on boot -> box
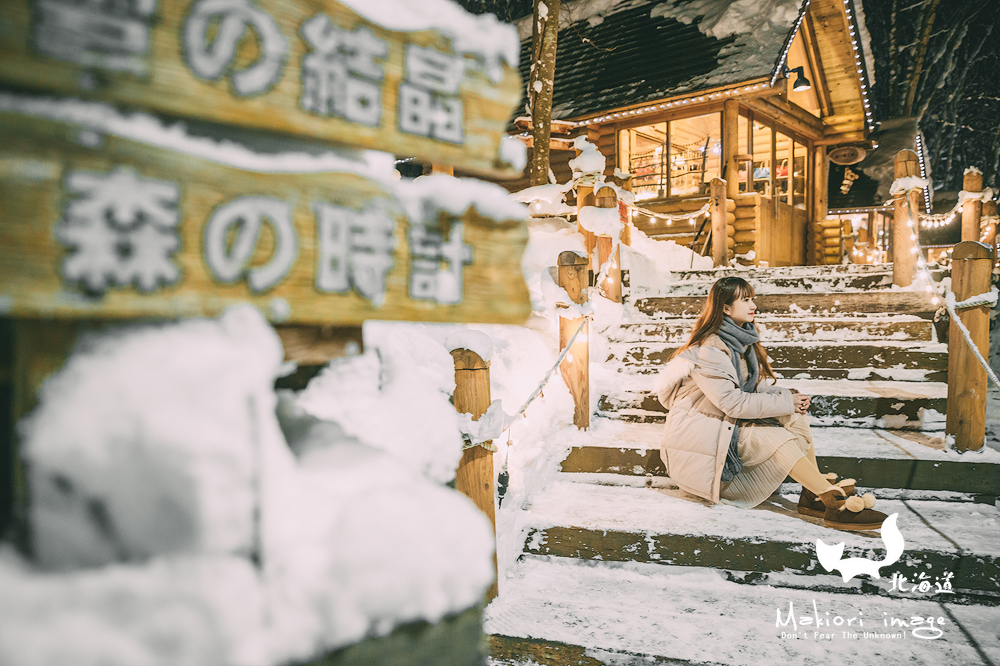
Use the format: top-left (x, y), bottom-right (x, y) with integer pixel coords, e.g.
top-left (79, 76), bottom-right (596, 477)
top-left (819, 488), bottom-right (888, 531)
top-left (797, 474), bottom-right (856, 518)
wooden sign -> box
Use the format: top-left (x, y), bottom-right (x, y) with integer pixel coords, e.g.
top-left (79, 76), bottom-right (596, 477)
top-left (0, 0), bottom-right (522, 176)
top-left (0, 109), bottom-right (531, 325)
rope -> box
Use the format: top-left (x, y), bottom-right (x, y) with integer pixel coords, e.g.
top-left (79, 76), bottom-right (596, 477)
top-left (945, 291), bottom-right (1000, 392)
top-left (462, 316), bottom-right (590, 453)
top-left (623, 201), bottom-right (710, 224)
top-left (514, 315), bottom-right (589, 417)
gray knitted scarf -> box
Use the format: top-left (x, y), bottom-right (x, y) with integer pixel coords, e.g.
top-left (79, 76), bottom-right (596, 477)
top-left (716, 316), bottom-right (760, 482)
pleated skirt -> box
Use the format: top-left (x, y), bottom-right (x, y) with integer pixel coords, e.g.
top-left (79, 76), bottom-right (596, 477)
top-left (719, 412), bottom-right (813, 509)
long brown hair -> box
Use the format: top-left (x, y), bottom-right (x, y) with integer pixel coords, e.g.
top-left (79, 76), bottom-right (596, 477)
top-left (674, 276), bottom-right (775, 383)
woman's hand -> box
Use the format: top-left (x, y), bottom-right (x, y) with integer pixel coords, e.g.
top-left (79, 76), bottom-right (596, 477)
top-left (794, 394), bottom-right (811, 414)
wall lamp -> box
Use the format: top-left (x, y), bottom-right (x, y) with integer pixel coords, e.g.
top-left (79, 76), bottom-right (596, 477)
top-left (782, 65), bottom-right (812, 92)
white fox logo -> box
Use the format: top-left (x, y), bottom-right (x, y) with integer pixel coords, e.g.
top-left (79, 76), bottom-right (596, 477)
top-left (815, 513), bottom-right (904, 582)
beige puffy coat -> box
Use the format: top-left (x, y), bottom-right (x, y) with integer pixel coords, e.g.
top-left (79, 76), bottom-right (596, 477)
top-left (655, 334), bottom-right (795, 503)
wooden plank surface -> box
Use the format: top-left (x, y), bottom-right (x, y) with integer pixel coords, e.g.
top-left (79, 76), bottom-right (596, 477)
top-left (0, 109), bottom-right (530, 325)
top-left (0, 0), bottom-right (522, 176)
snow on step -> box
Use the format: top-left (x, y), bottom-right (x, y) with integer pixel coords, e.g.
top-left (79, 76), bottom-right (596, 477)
top-left (631, 292), bottom-right (939, 320)
top-left (486, 557), bottom-right (999, 666)
top-left (521, 479), bottom-right (1000, 558)
top-left (608, 316), bottom-right (935, 344)
top-left (607, 340), bottom-right (946, 378)
top-left (599, 378), bottom-right (948, 428)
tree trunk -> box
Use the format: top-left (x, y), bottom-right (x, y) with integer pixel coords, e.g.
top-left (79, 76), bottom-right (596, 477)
top-left (528, 0), bottom-right (560, 186)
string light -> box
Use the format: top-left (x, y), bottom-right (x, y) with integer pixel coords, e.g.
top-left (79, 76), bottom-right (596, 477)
top-left (915, 134), bottom-right (932, 212)
top-left (572, 81), bottom-right (772, 126)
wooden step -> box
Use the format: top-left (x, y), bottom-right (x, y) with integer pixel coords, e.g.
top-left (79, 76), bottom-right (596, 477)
top-left (559, 428), bottom-right (1000, 497)
top-left (633, 291), bottom-right (940, 319)
top-left (519, 481), bottom-right (1000, 596)
top-left (608, 317), bottom-right (936, 344)
top-left (607, 342), bottom-right (946, 380)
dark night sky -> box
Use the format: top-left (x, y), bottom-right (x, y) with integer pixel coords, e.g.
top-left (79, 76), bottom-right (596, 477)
top-left (459, 0), bottom-right (1000, 194)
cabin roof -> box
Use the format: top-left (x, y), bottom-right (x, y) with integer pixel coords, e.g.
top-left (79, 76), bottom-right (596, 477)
top-left (517, 0), bottom-right (807, 121)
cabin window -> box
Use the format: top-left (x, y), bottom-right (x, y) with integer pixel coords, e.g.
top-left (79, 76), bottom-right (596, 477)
top-left (793, 140), bottom-right (808, 209)
top-left (775, 131), bottom-right (793, 204)
top-left (750, 121), bottom-right (772, 198)
top-left (736, 114), bottom-right (751, 194)
top-left (618, 112), bottom-right (721, 200)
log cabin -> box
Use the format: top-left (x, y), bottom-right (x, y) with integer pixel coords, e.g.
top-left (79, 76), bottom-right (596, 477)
top-left (510, 0), bottom-right (878, 267)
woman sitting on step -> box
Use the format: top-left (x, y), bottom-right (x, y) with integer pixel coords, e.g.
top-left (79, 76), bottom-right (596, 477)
top-left (654, 276), bottom-right (888, 531)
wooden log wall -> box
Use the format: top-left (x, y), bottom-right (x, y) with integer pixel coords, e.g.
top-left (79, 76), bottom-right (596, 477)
top-left (733, 192), bottom-right (759, 259)
top-left (589, 124), bottom-right (617, 179)
top-left (808, 218), bottom-right (845, 265)
top-left (631, 196), bottom-right (735, 254)
top-left (496, 147), bottom-right (575, 194)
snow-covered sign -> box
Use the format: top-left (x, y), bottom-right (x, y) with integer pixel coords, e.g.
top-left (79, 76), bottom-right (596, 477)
top-left (0, 0), bottom-right (523, 175)
top-left (0, 109), bottom-right (530, 325)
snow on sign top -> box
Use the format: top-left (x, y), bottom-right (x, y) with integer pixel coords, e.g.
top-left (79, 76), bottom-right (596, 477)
top-left (0, 0), bottom-right (523, 176)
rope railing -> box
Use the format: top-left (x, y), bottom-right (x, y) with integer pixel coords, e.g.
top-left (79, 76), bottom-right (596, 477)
top-left (892, 184), bottom-right (1000, 394)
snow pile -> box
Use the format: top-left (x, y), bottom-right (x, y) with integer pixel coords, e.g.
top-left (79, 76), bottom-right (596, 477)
top-left (568, 135), bottom-right (607, 175)
top-left (651, 0), bottom-right (802, 89)
top-left (622, 226), bottom-right (714, 296)
top-left (511, 182), bottom-right (576, 217)
top-left (4, 306), bottom-right (495, 666)
top-left (578, 205), bottom-right (623, 237)
top-left (21, 305), bottom-right (282, 570)
top-left (339, 0), bottom-right (520, 82)
top-left (395, 174), bottom-right (528, 226)
top-left (297, 326), bottom-right (464, 484)
top-left (890, 175), bottom-right (930, 195)
top-left (519, 216), bottom-right (588, 312)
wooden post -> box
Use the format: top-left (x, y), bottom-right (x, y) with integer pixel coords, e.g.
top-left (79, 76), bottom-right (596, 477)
top-left (892, 151), bottom-right (921, 287)
top-left (946, 241), bottom-right (993, 452)
top-left (962, 169), bottom-right (984, 243)
top-left (723, 100), bottom-right (740, 200)
top-left (983, 200), bottom-right (998, 254)
top-left (576, 183), bottom-right (597, 274)
top-left (451, 348), bottom-right (498, 603)
top-left (595, 186), bottom-right (622, 303)
top-left (558, 251), bottom-right (589, 430)
top-left (710, 178), bottom-right (728, 267)
top-left (813, 146), bottom-right (828, 223)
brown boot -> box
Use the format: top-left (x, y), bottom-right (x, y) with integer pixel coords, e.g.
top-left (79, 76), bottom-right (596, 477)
top-left (797, 475), bottom-right (856, 518)
top-left (819, 489), bottom-right (888, 531)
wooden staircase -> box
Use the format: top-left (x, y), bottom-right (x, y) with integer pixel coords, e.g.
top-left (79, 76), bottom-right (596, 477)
top-left (486, 263), bottom-right (1000, 666)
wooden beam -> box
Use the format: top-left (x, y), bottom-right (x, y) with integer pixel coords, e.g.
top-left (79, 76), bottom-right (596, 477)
top-left (803, 13), bottom-right (835, 117)
top-left (723, 99), bottom-right (740, 200)
top-left (816, 130), bottom-right (870, 145)
top-left (741, 97), bottom-right (823, 140)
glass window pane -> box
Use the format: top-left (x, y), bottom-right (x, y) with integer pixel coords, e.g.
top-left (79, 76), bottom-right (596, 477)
top-left (737, 114), bottom-right (751, 194)
top-left (751, 121), bottom-right (772, 198)
top-left (793, 141), bottom-right (807, 208)
top-left (669, 113), bottom-right (721, 197)
top-left (775, 131), bottom-right (793, 204)
top-left (619, 123), bottom-right (667, 200)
